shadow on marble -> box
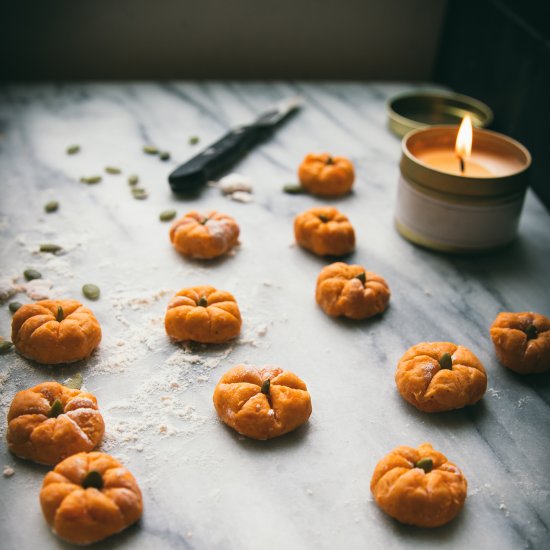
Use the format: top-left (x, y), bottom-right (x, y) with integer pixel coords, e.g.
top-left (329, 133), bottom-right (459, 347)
top-left (367, 499), bottom-right (468, 544)
top-left (218, 421), bottom-right (311, 453)
top-left (393, 396), bottom-right (488, 431)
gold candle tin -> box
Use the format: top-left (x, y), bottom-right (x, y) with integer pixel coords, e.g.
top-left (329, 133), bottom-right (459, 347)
top-left (388, 90), bottom-right (494, 138)
top-left (395, 126), bottom-right (532, 254)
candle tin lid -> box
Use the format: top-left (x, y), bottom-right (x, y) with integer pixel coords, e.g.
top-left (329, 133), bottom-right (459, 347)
top-left (388, 90), bottom-right (494, 138)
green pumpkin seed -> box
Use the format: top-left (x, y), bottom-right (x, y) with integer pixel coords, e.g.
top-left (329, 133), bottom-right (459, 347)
top-left (44, 200), bottom-right (59, 213)
top-left (261, 379), bottom-right (271, 395)
top-left (159, 151), bottom-right (170, 161)
top-left (189, 136), bottom-right (199, 145)
top-left (40, 243), bottom-right (62, 254)
top-left (65, 373), bottom-right (83, 390)
top-left (49, 399), bottom-right (64, 417)
top-left (132, 188), bottom-right (148, 200)
top-left (66, 145), bottom-right (80, 155)
top-left (415, 457), bottom-right (433, 473)
top-left (56, 306), bottom-right (64, 322)
top-left (159, 210), bottom-right (177, 222)
top-left (23, 269), bottom-right (42, 281)
top-left (82, 284), bottom-right (100, 300)
top-left (283, 184), bottom-right (306, 194)
top-left (105, 166), bottom-right (121, 175)
top-left (82, 470), bottom-right (103, 490)
top-left (355, 272), bottom-right (367, 284)
top-left (8, 302), bottom-right (22, 314)
top-left (80, 175), bottom-right (102, 184)
top-left (438, 353), bottom-right (453, 370)
top-left (0, 340), bottom-right (14, 354)
top-left (198, 296), bottom-right (208, 307)
top-left (128, 174), bottom-right (139, 186)
top-left (524, 324), bottom-right (538, 340)
top-left (318, 214), bottom-right (330, 223)
top-left (143, 145), bottom-right (159, 155)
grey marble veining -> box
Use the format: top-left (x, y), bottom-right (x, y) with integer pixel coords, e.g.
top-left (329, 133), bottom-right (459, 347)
top-left (0, 82), bottom-right (549, 550)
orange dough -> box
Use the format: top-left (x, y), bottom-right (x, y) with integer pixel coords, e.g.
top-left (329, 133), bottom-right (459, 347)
top-left (371, 443), bottom-right (467, 527)
top-left (395, 342), bottom-right (487, 412)
top-left (298, 152), bottom-right (355, 196)
top-left (11, 300), bottom-right (101, 364)
top-left (213, 364), bottom-right (312, 440)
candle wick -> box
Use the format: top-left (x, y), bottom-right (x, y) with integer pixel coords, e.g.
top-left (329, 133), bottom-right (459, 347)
top-left (458, 155), bottom-right (465, 174)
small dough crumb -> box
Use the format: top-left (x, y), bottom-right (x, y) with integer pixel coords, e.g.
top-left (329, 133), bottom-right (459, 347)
top-left (3, 466), bottom-right (15, 477)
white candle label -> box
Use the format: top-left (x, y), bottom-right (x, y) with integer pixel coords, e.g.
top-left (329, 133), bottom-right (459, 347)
top-left (395, 176), bottom-right (525, 250)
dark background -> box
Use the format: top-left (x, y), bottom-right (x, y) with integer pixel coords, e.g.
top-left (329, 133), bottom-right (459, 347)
top-left (2, 0), bottom-right (548, 208)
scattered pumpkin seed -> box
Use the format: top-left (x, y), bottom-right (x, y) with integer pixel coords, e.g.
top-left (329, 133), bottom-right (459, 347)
top-left (159, 210), bottom-right (177, 222)
top-left (49, 399), bottom-right (64, 418)
top-left (319, 214), bottom-right (330, 223)
top-left (159, 151), bottom-right (170, 161)
top-left (40, 243), bottom-right (62, 254)
top-left (189, 136), bottom-right (199, 145)
top-left (105, 166), bottom-right (121, 175)
top-left (261, 379), bottom-right (271, 395)
top-left (132, 188), bottom-right (148, 200)
top-left (283, 184), bottom-right (306, 194)
top-left (8, 302), bottom-right (22, 314)
top-left (44, 200), bottom-right (59, 213)
top-left (415, 457), bottom-right (433, 473)
top-left (128, 174), bottom-right (139, 186)
top-left (80, 175), bottom-right (102, 184)
top-left (82, 470), bottom-right (103, 490)
top-left (524, 324), bottom-right (538, 340)
top-left (66, 144), bottom-right (81, 155)
top-left (65, 373), bottom-right (83, 390)
top-left (355, 272), bottom-right (367, 284)
top-left (23, 269), bottom-right (42, 281)
top-left (56, 306), bottom-right (64, 322)
top-left (82, 284), bottom-right (100, 301)
top-left (438, 353), bottom-right (453, 370)
top-left (198, 296), bottom-right (208, 307)
top-left (0, 340), bottom-right (14, 354)
top-left (143, 145), bottom-right (159, 155)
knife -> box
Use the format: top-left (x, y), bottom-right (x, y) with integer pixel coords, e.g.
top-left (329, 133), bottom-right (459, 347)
top-left (168, 96), bottom-right (302, 193)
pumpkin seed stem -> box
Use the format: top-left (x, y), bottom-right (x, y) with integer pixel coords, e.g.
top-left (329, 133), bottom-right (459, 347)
top-left (438, 353), bottom-right (453, 370)
top-left (524, 324), bottom-right (538, 340)
top-left (49, 399), bottom-right (64, 418)
top-left (198, 296), bottom-right (208, 307)
top-left (200, 216), bottom-right (209, 225)
top-left (82, 470), bottom-right (104, 490)
top-left (355, 272), bottom-right (367, 284)
top-left (56, 306), bottom-right (64, 322)
top-left (261, 379), bottom-right (271, 395)
top-left (415, 457), bottom-right (433, 473)
top-left (326, 156), bottom-right (334, 165)
top-left (318, 214), bottom-right (330, 223)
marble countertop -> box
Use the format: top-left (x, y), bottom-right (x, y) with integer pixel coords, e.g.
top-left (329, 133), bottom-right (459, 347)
top-left (0, 82), bottom-right (549, 550)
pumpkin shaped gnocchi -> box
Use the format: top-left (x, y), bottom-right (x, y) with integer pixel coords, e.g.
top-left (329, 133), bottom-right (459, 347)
top-left (40, 451), bottom-right (143, 545)
top-left (316, 262), bottom-right (390, 319)
top-left (11, 300), bottom-right (101, 364)
top-left (395, 342), bottom-right (487, 412)
top-left (298, 153), bottom-right (355, 196)
top-left (294, 206), bottom-right (355, 256)
top-left (213, 364), bottom-right (312, 440)
top-left (169, 210), bottom-right (240, 259)
top-left (371, 443), bottom-right (467, 527)
top-left (490, 312), bottom-right (550, 374)
top-left (7, 381), bottom-right (105, 465)
top-left (165, 285), bottom-right (242, 343)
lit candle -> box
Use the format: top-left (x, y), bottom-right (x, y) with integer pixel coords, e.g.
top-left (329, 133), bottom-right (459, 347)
top-left (394, 123), bottom-right (532, 253)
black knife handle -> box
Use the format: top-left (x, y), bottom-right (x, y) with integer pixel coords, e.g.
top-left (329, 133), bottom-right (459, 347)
top-left (168, 125), bottom-right (271, 193)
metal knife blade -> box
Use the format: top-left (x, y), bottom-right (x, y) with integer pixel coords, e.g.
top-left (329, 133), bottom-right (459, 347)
top-left (168, 96), bottom-right (303, 194)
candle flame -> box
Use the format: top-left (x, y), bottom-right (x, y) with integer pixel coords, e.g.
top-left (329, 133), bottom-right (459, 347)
top-left (455, 115), bottom-right (473, 159)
